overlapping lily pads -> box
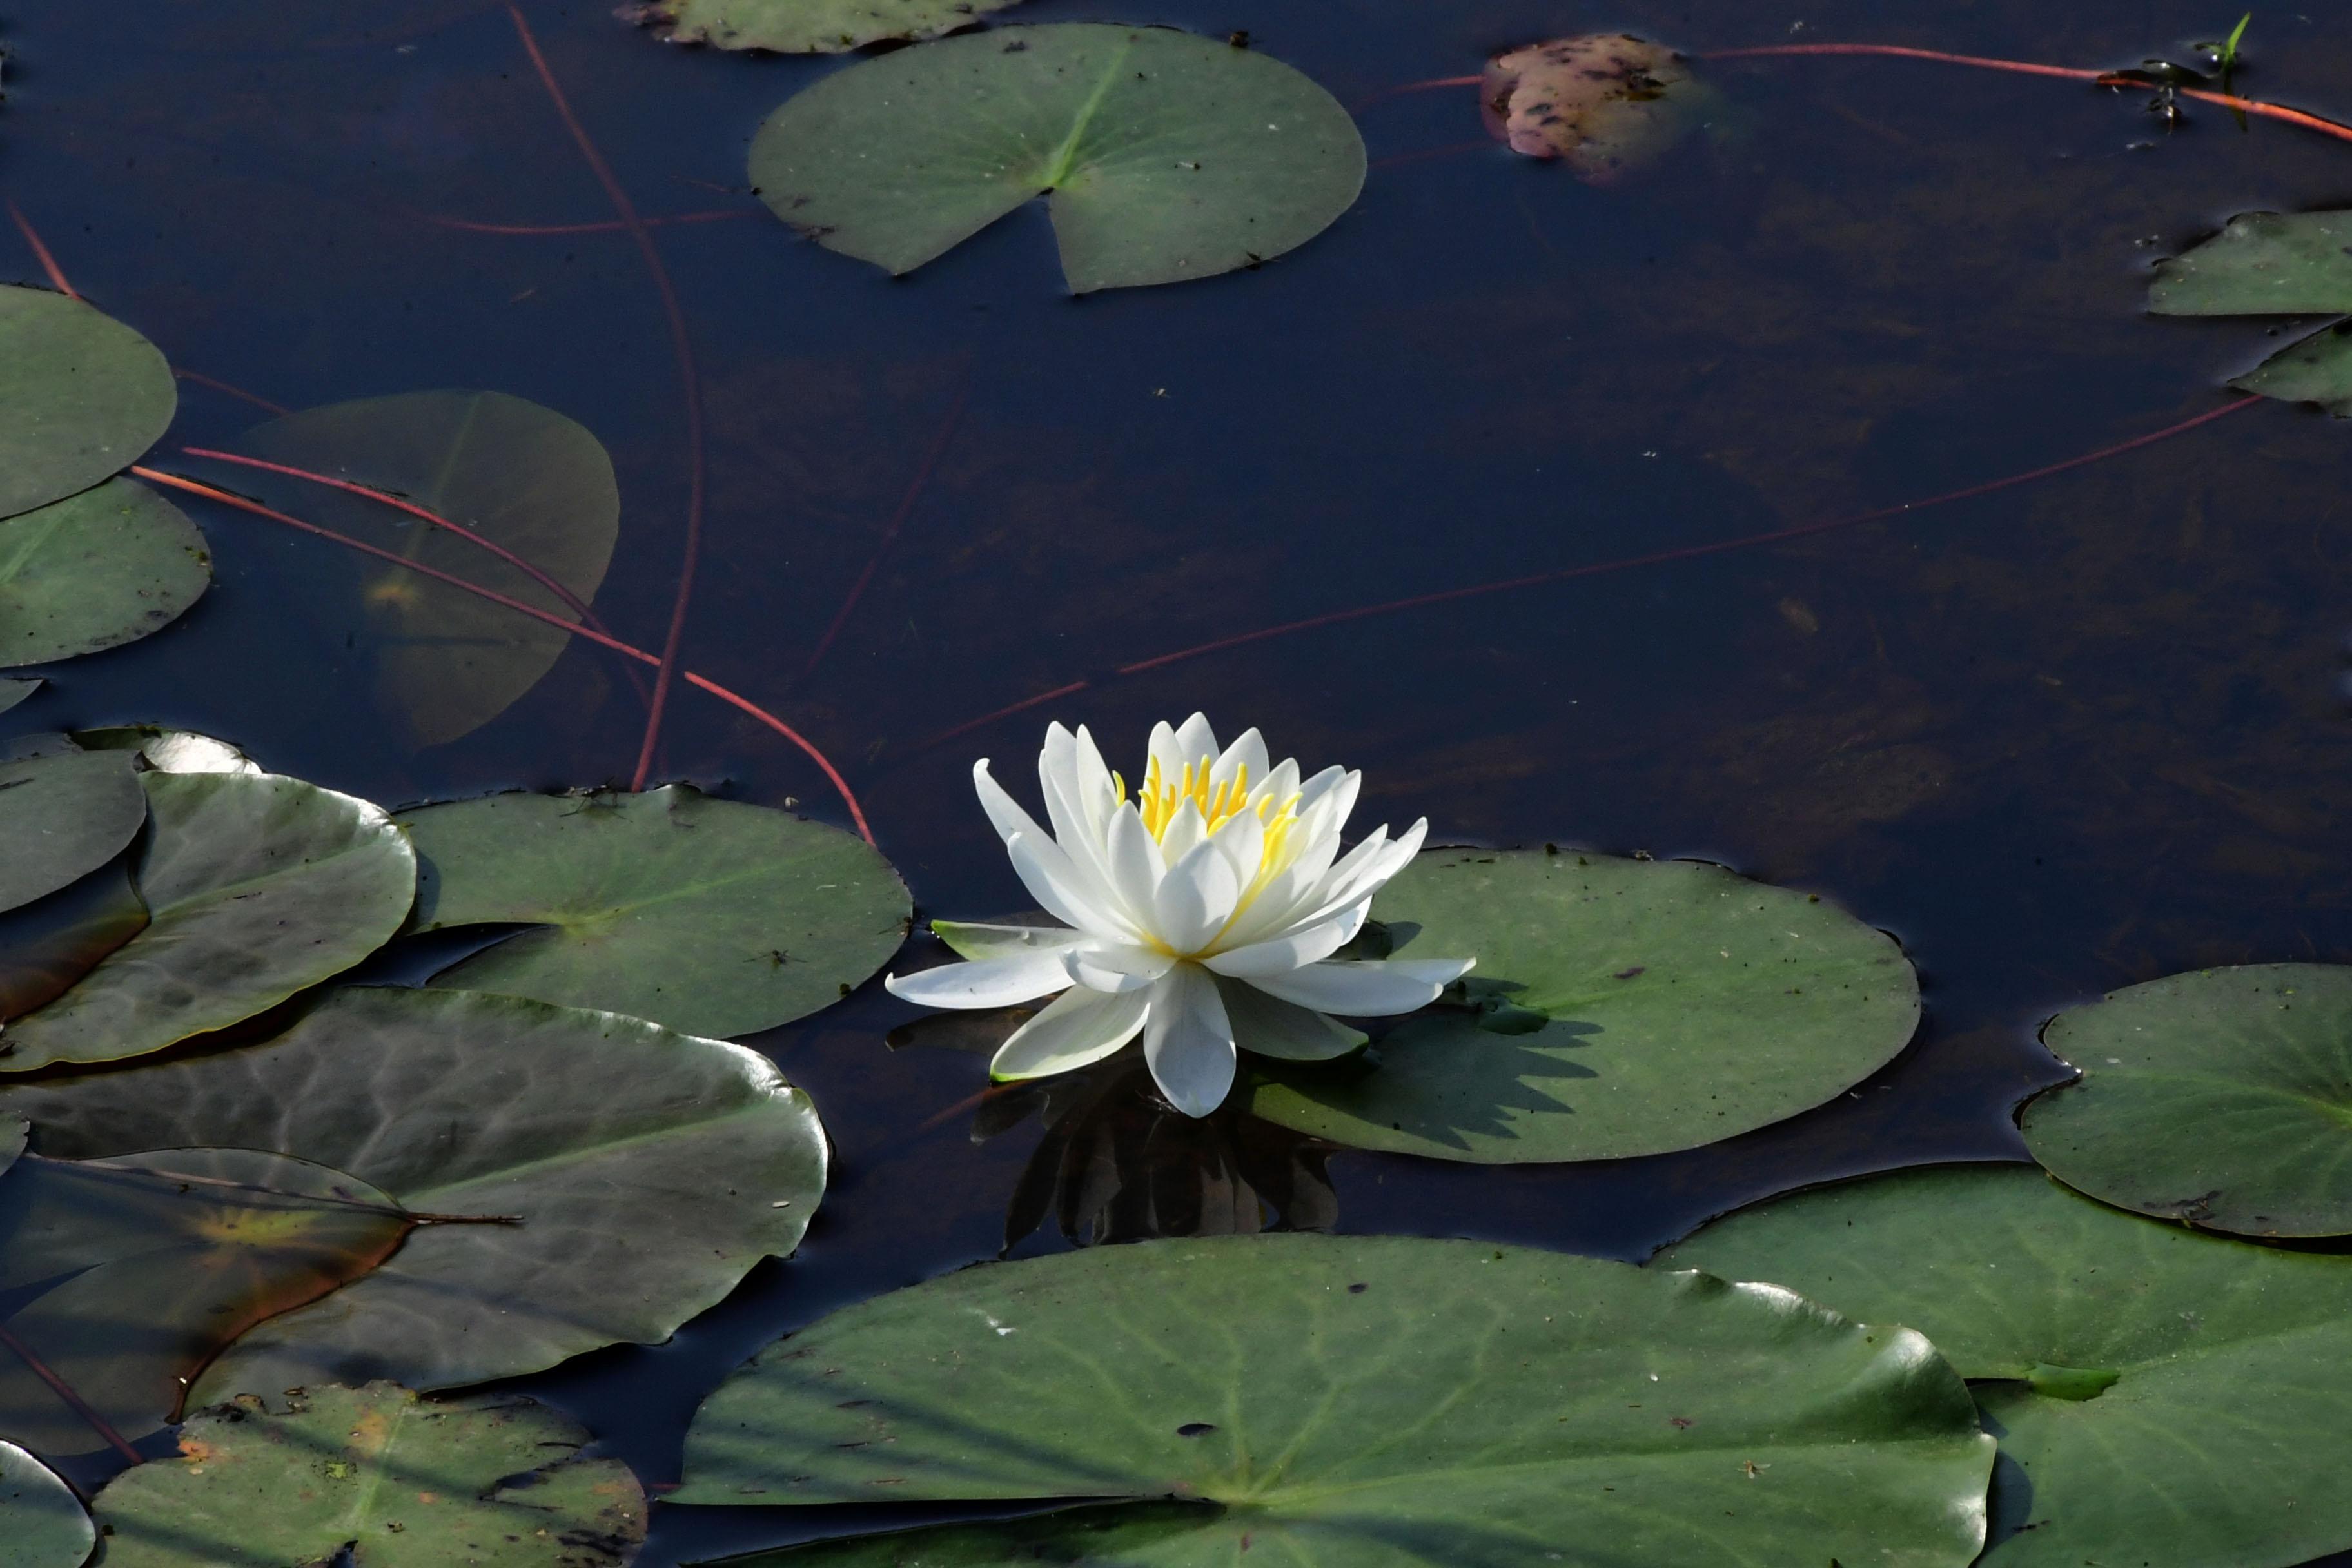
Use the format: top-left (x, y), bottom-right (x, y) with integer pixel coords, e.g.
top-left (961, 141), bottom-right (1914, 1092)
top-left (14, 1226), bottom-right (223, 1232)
top-left (0, 769), bottom-right (416, 1072)
top-left (1246, 848), bottom-right (1920, 1162)
top-left (1660, 1163), bottom-right (2352, 1568)
top-left (2023, 963), bottom-right (2352, 1237)
top-left (0, 1148), bottom-right (411, 1455)
top-left (2150, 210), bottom-right (2352, 413)
top-left (749, 24), bottom-right (1367, 293)
top-left (0, 478), bottom-right (211, 669)
top-left (629, 0), bottom-right (1024, 54)
top-left (0, 285), bottom-right (177, 522)
top-left (0, 859), bottom-right (151, 1022)
top-left (0, 986), bottom-right (828, 1400)
top-left (398, 787), bottom-right (910, 1039)
top-left (91, 1382), bottom-right (645, 1568)
top-left (0, 1440), bottom-right (92, 1568)
top-left (237, 390), bottom-right (620, 745)
top-left (676, 1233), bottom-right (1994, 1567)
top-left (0, 747), bottom-right (145, 916)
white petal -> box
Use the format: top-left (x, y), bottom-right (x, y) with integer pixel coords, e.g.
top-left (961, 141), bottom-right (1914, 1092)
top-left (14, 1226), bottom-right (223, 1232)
top-left (1211, 727), bottom-right (1268, 792)
top-left (1142, 964), bottom-right (1237, 1117)
top-left (1037, 729), bottom-right (1139, 924)
top-left (930, 921), bottom-right (1081, 961)
top-left (1209, 807), bottom-right (1265, 887)
top-left (1146, 720), bottom-right (1188, 780)
top-left (1251, 757), bottom-right (1300, 812)
top-left (1293, 765), bottom-right (1358, 822)
top-left (1155, 838), bottom-right (1241, 954)
top-left (1064, 941), bottom-right (1175, 994)
top-left (1071, 725), bottom-right (1119, 835)
top-left (1173, 712), bottom-right (1219, 767)
top-left (1226, 826), bottom-right (1389, 948)
top-left (1202, 903), bottom-right (1366, 976)
top-left (885, 953), bottom-right (1073, 1009)
top-left (1159, 799), bottom-right (1208, 865)
top-left (992, 985), bottom-right (1150, 1079)
top-left (1243, 957), bottom-right (1473, 1016)
top-left (972, 759), bottom-right (1050, 848)
top-left (1104, 804), bottom-right (1163, 910)
top-left (1215, 974), bottom-right (1367, 1061)
top-left (1007, 831), bottom-right (1132, 939)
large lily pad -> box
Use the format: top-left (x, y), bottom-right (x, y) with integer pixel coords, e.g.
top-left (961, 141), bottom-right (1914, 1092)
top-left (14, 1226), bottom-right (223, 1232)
top-left (1660, 1164), bottom-right (2352, 1568)
top-left (0, 986), bottom-right (828, 1401)
top-left (0, 1112), bottom-right (23, 1177)
top-left (676, 1233), bottom-right (1994, 1567)
top-left (0, 748), bottom-right (146, 916)
top-left (0, 859), bottom-right (150, 1024)
top-left (91, 1382), bottom-right (645, 1568)
top-left (235, 391), bottom-right (620, 746)
top-left (0, 1440), bottom-right (92, 1568)
top-left (0, 479), bottom-right (211, 669)
top-left (749, 24), bottom-right (1366, 293)
top-left (1246, 849), bottom-right (1920, 1162)
top-left (2023, 963), bottom-right (2352, 1237)
top-left (0, 770), bottom-right (416, 1073)
top-left (398, 787), bottom-right (909, 1039)
top-left (0, 286), bottom-right (177, 523)
top-left (2148, 211), bottom-right (2352, 413)
top-left (629, 0), bottom-right (1023, 54)
top-left (0, 1148), bottom-right (411, 1455)
top-left (1480, 35), bottom-right (1702, 182)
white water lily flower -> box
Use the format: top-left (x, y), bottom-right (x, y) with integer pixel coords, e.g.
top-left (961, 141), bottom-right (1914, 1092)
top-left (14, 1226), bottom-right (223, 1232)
top-left (885, 714), bottom-right (1474, 1117)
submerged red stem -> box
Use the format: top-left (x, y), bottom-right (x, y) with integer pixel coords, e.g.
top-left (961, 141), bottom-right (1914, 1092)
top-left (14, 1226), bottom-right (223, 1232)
top-left (6, 201), bottom-right (80, 299)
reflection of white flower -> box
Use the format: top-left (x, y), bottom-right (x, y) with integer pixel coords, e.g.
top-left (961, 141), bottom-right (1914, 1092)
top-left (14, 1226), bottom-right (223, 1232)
top-left (886, 714), bottom-right (1473, 1117)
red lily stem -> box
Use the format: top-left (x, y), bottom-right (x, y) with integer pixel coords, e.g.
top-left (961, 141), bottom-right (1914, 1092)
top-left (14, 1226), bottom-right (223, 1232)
top-left (918, 397), bottom-right (2260, 750)
top-left (173, 369), bottom-right (289, 416)
top-left (0, 1321), bottom-right (141, 1464)
top-left (182, 445), bottom-right (658, 713)
top-left (129, 466), bottom-right (875, 843)
top-left (799, 383), bottom-right (970, 686)
top-left (508, 5), bottom-right (707, 794)
top-left (1703, 43), bottom-right (2352, 146)
top-left (419, 208), bottom-right (750, 237)
top-left (6, 200), bottom-right (80, 298)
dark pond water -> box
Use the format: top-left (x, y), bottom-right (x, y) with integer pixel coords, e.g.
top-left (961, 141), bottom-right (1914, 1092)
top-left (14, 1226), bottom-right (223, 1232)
top-left (6, 0), bottom-right (2352, 1560)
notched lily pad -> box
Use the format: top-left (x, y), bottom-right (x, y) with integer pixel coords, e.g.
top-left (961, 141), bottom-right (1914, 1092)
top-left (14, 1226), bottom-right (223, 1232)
top-left (0, 285), bottom-right (177, 523)
top-left (0, 1147), bottom-right (412, 1455)
top-left (749, 24), bottom-right (1366, 293)
top-left (1246, 848), bottom-right (1920, 1162)
top-left (0, 478), bottom-right (211, 669)
top-left (625, 0), bottom-right (1023, 54)
top-left (676, 1233), bottom-right (1992, 1568)
top-left (0, 986), bottom-right (830, 1401)
top-left (398, 786), bottom-right (910, 1039)
top-left (235, 391), bottom-right (621, 746)
top-left (2023, 963), bottom-right (2352, 1237)
top-left (0, 747), bottom-right (147, 916)
top-left (91, 1382), bottom-right (645, 1568)
top-left (1661, 1164), bottom-right (2352, 1568)
top-left (0, 1440), bottom-right (93, 1568)
top-left (1482, 34), bottom-right (1701, 181)
top-left (0, 770), bottom-right (417, 1073)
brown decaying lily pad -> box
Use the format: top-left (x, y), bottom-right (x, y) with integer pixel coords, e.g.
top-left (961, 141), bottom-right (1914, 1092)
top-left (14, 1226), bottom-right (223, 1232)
top-left (1480, 34), bottom-right (1696, 182)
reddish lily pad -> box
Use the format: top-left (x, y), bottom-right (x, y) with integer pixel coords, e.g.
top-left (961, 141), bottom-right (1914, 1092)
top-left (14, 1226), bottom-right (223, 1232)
top-left (1482, 34), bottom-right (1701, 182)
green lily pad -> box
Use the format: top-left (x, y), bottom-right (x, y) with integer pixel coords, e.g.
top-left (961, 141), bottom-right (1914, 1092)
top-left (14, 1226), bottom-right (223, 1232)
top-left (0, 858), bottom-right (150, 1026)
top-left (749, 24), bottom-right (1366, 293)
top-left (2229, 318), bottom-right (2352, 413)
top-left (0, 479), bottom-right (211, 669)
top-left (1659, 1164), bottom-right (2352, 1568)
top-left (676, 1233), bottom-right (1994, 1568)
top-left (0, 986), bottom-right (828, 1401)
top-left (0, 748), bottom-right (146, 916)
top-left (1245, 849), bottom-right (1920, 1162)
top-left (91, 1382), bottom-right (645, 1568)
top-left (628, 0), bottom-right (1024, 54)
top-left (2149, 210), bottom-right (2352, 316)
top-left (235, 391), bottom-right (620, 747)
top-left (0, 1112), bottom-right (23, 1177)
top-left (0, 286), bottom-right (177, 524)
top-left (0, 679), bottom-right (40, 714)
top-left (0, 770), bottom-right (416, 1073)
top-left (0, 1440), bottom-right (92, 1568)
top-left (0, 1147), bottom-right (412, 1455)
top-left (2022, 963), bottom-right (2352, 1237)
top-left (398, 787), bottom-right (909, 1039)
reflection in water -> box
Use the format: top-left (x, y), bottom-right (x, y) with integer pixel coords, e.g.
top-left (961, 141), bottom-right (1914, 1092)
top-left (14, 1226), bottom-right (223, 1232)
top-left (966, 1046), bottom-right (1338, 1251)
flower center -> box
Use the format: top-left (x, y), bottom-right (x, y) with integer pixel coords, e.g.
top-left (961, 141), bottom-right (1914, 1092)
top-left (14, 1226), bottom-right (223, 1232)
top-left (1119, 754), bottom-right (1304, 925)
